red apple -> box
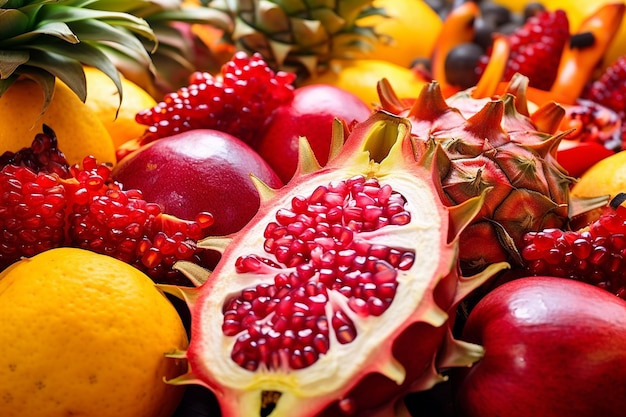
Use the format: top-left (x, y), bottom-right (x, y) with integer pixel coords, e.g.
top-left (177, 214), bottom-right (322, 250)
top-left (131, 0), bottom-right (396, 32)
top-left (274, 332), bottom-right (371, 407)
top-left (111, 129), bottom-right (283, 236)
top-left (255, 84), bottom-right (372, 183)
top-left (454, 276), bottom-right (626, 417)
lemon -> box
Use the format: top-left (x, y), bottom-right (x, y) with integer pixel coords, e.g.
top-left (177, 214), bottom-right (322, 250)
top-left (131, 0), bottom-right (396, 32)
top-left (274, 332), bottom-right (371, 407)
top-left (84, 67), bottom-right (157, 149)
top-left (356, 0), bottom-right (443, 68)
top-left (0, 78), bottom-right (117, 166)
top-left (571, 150), bottom-right (626, 201)
top-left (305, 58), bottom-right (427, 107)
top-left (0, 248), bottom-right (188, 417)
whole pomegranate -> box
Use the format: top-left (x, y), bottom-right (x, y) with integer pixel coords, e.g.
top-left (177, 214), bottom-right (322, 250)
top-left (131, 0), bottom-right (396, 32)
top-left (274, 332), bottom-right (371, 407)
top-left (255, 84), bottom-right (372, 183)
top-left (111, 129), bottom-right (283, 236)
top-left (454, 276), bottom-right (626, 417)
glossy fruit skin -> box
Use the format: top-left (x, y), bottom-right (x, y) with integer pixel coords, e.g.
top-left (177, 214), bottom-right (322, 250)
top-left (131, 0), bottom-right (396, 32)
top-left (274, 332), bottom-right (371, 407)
top-left (355, 0), bottom-right (443, 67)
top-left (0, 78), bottom-right (116, 166)
top-left (255, 84), bottom-right (372, 183)
top-left (556, 140), bottom-right (614, 177)
top-left (0, 247), bottom-right (188, 417)
top-left (454, 276), bottom-right (626, 417)
top-left (111, 129), bottom-right (283, 236)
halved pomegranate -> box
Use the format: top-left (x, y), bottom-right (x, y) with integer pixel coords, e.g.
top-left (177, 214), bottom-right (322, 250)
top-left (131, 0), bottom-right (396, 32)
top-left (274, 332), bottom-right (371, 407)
top-left (164, 111), bottom-right (508, 416)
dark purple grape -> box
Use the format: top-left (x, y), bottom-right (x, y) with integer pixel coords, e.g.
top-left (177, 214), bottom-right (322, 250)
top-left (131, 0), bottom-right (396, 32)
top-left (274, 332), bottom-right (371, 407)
top-left (445, 42), bottom-right (484, 89)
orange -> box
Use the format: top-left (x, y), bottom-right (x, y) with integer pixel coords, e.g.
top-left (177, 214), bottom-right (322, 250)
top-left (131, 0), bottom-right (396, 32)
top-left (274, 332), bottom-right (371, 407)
top-left (356, 0), bottom-right (443, 68)
top-left (304, 58), bottom-right (428, 107)
top-left (0, 247), bottom-right (188, 417)
top-left (571, 150), bottom-right (626, 201)
top-left (84, 66), bottom-right (157, 149)
top-left (0, 78), bottom-right (116, 166)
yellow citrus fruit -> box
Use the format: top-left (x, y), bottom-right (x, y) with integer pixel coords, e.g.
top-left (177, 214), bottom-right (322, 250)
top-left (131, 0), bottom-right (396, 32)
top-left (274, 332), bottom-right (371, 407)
top-left (0, 78), bottom-right (116, 166)
top-left (0, 247), bottom-right (188, 417)
top-left (305, 58), bottom-right (428, 107)
top-left (84, 66), bottom-right (157, 149)
top-left (356, 0), bottom-right (443, 68)
top-left (571, 150), bottom-right (626, 200)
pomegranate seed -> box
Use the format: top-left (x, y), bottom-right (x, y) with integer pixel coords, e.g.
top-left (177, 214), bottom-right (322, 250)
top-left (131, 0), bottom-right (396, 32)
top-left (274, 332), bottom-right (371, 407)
top-left (135, 52), bottom-right (295, 147)
top-left (522, 203), bottom-right (626, 299)
top-left (225, 176), bottom-right (416, 371)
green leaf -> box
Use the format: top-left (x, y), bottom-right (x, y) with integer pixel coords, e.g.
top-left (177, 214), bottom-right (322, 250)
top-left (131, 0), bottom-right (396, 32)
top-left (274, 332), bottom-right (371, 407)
top-left (99, 42), bottom-right (157, 95)
top-left (73, 0), bottom-right (165, 15)
top-left (38, 5), bottom-right (156, 43)
top-left (68, 18), bottom-right (150, 59)
top-left (0, 9), bottom-right (29, 40)
top-left (24, 49), bottom-right (87, 101)
top-left (26, 40), bottom-right (124, 105)
top-left (94, 39), bottom-right (155, 77)
top-left (33, 21), bottom-right (79, 43)
top-left (146, 7), bottom-right (233, 28)
top-left (93, 18), bottom-right (157, 51)
top-left (2, 21), bottom-right (79, 46)
top-left (12, 66), bottom-right (56, 113)
top-left (0, 49), bottom-right (29, 78)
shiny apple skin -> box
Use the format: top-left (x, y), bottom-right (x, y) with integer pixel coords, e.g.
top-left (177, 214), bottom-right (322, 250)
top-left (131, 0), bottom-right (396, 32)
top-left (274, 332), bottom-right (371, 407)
top-left (454, 276), bottom-right (626, 417)
top-left (112, 129), bottom-right (283, 236)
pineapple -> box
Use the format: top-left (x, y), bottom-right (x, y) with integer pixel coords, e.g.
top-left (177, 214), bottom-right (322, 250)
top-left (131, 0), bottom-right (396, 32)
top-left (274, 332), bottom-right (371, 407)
top-left (0, 0), bottom-right (231, 106)
top-left (203, 0), bottom-right (384, 79)
top-left (0, 0), bottom-right (156, 110)
top-left (93, 0), bottom-right (233, 96)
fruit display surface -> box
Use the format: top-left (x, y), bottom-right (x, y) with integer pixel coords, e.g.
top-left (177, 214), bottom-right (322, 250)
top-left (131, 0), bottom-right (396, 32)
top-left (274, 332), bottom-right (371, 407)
top-left (3, 0), bottom-right (626, 416)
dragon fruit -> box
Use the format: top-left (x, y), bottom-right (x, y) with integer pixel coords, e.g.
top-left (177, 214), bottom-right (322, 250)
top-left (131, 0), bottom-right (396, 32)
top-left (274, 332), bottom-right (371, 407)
top-left (161, 111), bottom-right (507, 416)
top-left (377, 74), bottom-right (578, 273)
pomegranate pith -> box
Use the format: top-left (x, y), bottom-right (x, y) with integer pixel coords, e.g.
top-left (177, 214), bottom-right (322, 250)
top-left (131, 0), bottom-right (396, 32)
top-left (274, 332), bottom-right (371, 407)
top-left (165, 111), bottom-right (508, 416)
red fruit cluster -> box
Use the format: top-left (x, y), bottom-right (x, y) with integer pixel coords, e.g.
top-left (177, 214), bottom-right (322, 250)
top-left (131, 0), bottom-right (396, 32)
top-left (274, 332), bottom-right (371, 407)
top-left (221, 175), bottom-right (415, 372)
top-left (135, 51), bottom-right (297, 148)
top-left (559, 99), bottom-right (622, 151)
top-left (583, 55), bottom-right (626, 149)
top-left (521, 199), bottom-right (626, 299)
top-left (0, 125), bottom-right (70, 179)
top-left (0, 128), bottom-right (213, 284)
top-left (478, 9), bottom-right (570, 90)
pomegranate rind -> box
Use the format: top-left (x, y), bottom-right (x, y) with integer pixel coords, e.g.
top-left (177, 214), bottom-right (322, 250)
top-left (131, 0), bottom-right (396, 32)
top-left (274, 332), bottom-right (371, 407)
top-left (169, 111), bottom-right (506, 416)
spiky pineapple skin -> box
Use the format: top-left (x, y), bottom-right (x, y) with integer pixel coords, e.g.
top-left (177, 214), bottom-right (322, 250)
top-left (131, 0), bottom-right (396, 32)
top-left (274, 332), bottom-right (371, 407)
top-left (205, 0), bottom-right (382, 78)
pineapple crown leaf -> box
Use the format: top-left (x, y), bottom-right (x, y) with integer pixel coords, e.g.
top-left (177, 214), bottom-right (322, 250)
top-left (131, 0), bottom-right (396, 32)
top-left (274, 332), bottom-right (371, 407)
top-left (145, 5), bottom-right (232, 27)
top-left (0, 0), bottom-right (159, 113)
top-left (37, 5), bottom-right (157, 50)
top-left (3, 67), bottom-right (56, 110)
top-left (67, 19), bottom-right (153, 62)
top-left (25, 47), bottom-right (88, 100)
top-left (0, 49), bottom-right (28, 78)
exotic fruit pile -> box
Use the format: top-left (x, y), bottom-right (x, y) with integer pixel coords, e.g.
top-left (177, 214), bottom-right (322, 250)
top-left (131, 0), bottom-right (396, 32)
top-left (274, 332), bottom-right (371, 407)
top-left (6, 0), bottom-right (626, 416)
top-left (165, 111), bottom-right (507, 416)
